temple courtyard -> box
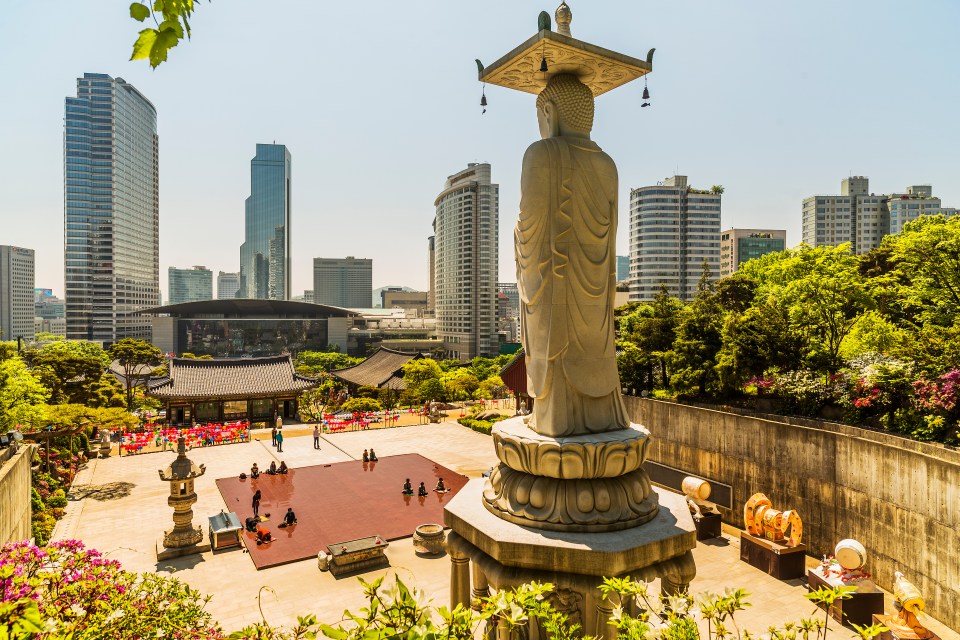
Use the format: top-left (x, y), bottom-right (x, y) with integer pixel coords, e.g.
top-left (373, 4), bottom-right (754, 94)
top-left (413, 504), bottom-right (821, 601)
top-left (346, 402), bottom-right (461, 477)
top-left (53, 424), bottom-right (959, 637)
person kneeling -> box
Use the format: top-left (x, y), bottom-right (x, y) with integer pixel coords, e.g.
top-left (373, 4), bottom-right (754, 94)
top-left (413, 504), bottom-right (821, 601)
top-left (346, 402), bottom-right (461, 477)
top-left (369, 448), bottom-right (378, 462)
top-left (266, 461), bottom-right (278, 475)
top-left (278, 461), bottom-right (288, 474)
top-left (435, 477), bottom-right (447, 492)
top-left (402, 478), bottom-right (413, 495)
top-left (250, 463), bottom-right (260, 479)
top-left (256, 525), bottom-right (272, 545)
top-left (278, 507), bottom-right (297, 528)
top-left (417, 482), bottom-right (428, 497)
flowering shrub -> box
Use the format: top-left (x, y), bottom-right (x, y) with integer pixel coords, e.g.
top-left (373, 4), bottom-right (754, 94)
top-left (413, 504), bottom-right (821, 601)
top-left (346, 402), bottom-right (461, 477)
top-left (913, 369), bottom-right (960, 414)
top-left (0, 539), bottom-right (221, 639)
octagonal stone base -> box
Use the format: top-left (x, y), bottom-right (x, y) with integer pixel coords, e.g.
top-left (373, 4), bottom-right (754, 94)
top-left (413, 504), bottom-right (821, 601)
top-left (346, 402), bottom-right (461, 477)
top-left (445, 480), bottom-right (696, 638)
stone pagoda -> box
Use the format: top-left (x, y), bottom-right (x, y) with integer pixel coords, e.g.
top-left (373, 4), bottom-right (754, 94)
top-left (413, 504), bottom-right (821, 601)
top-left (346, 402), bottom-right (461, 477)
top-left (444, 5), bottom-right (696, 637)
top-left (157, 435), bottom-right (211, 559)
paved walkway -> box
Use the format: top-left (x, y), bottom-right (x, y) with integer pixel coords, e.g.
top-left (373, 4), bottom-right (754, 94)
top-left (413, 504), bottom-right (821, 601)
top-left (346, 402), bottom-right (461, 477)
top-left (53, 425), bottom-right (958, 637)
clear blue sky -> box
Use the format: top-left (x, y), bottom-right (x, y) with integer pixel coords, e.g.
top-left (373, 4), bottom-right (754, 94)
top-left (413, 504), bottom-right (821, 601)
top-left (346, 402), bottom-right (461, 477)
top-left (1, 1), bottom-right (957, 300)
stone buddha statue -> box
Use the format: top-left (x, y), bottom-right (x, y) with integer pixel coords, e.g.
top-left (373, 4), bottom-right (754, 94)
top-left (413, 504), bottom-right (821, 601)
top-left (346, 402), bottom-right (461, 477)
top-left (516, 72), bottom-right (629, 438)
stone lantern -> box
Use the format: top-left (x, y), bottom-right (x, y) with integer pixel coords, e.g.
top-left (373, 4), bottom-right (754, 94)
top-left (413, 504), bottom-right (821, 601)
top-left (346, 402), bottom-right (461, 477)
top-left (157, 435), bottom-right (211, 559)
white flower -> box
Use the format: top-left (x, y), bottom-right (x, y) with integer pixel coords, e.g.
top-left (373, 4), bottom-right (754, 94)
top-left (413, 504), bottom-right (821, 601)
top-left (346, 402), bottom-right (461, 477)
top-left (69, 604), bottom-right (86, 618)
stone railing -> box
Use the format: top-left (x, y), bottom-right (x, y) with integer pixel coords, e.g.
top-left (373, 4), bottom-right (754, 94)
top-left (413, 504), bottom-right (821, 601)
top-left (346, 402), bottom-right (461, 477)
top-left (623, 396), bottom-right (960, 630)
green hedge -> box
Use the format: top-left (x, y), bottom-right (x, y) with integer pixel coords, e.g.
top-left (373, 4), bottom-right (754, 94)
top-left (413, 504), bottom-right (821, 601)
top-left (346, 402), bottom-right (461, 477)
top-left (457, 414), bottom-right (508, 435)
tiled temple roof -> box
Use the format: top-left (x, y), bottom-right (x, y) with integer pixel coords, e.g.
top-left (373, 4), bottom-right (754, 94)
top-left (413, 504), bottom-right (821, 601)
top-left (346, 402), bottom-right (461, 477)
top-left (147, 355), bottom-right (317, 400)
top-left (331, 348), bottom-right (421, 390)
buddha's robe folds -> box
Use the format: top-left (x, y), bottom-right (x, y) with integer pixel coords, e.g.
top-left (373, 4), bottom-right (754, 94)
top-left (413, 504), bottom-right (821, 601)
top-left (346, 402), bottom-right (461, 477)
top-left (516, 136), bottom-right (628, 437)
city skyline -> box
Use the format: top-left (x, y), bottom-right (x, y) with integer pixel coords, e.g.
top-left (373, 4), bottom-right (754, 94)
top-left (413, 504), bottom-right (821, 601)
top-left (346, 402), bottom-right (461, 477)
top-left (1, 2), bottom-right (958, 301)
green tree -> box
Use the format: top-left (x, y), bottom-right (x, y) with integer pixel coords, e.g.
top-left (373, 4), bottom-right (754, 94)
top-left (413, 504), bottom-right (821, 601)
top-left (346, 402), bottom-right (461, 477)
top-left (401, 358), bottom-right (443, 398)
top-left (0, 357), bottom-right (49, 432)
top-left (476, 375), bottom-right (506, 399)
top-left (109, 338), bottom-right (163, 410)
top-left (23, 341), bottom-right (110, 404)
top-left (739, 244), bottom-right (873, 372)
top-left (294, 351), bottom-right (362, 376)
top-left (442, 369), bottom-right (481, 400)
top-left (670, 265), bottom-right (725, 396)
top-left (418, 377), bottom-right (447, 403)
top-left (619, 288), bottom-right (683, 388)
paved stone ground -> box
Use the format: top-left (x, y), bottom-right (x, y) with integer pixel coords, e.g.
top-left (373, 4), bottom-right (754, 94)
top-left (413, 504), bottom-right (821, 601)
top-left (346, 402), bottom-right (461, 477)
top-left (54, 425), bottom-right (958, 637)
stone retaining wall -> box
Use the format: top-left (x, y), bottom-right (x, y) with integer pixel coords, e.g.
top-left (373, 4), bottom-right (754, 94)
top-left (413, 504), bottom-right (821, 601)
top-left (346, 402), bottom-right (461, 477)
top-left (625, 396), bottom-right (960, 631)
top-left (0, 445), bottom-right (35, 545)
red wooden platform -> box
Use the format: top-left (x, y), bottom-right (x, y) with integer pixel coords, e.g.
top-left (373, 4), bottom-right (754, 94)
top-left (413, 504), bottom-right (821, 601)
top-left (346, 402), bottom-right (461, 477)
top-left (215, 453), bottom-right (467, 570)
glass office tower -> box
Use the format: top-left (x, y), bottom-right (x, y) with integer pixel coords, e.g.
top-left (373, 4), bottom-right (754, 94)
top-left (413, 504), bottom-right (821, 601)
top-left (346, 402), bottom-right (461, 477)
top-left (64, 73), bottom-right (159, 342)
top-left (240, 144), bottom-right (291, 300)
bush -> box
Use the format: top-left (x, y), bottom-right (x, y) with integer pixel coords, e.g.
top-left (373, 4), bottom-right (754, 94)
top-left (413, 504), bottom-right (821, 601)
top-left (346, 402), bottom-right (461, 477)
top-left (45, 491), bottom-right (67, 509)
top-left (0, 539), bottom-right (222, 638)
top-left (340, 397), bottom-right (383, 413)
top-left (457, 414), bottom-right (507, 436)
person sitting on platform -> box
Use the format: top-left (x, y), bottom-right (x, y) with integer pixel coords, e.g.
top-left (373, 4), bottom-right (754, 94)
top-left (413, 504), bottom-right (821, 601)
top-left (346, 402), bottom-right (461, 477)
top-left (278, 507), bottom-right (298, 528)
top-left (418, 481), bottom-right (428, 497)
top-left (266, 461), bottom-right (278, 475)
top-left (256, 524), bottom-right (272, 545)
top-left (402, 478), bottom-right (413, 494)
top-left (245, 516), bottom-right (258, 532)
top-left (251, 463), bottom-right (260, 479)
top-left (362, 449), bottom-right (369, 463)
top-left (369, 448), bottom-right (378, 462)
top-left (278, 461), bottom-right (288, 474)
top-left (435, 477), bottom-right (447, 492)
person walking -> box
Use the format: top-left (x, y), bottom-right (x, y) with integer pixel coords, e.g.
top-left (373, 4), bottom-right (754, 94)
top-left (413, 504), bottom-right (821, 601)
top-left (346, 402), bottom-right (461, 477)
top-left (276, 428), bottom-right (284, 453)
top-left (252, 489), bottom-right (262, 518)
top-left (313, 425), bottom-right (321, 450)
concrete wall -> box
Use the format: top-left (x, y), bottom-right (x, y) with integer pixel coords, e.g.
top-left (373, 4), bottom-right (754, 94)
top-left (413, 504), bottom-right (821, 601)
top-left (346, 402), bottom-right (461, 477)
top-left (625, 397), bottom-right (960, 630)
top-left (0, 445), bottom-right (35, 545)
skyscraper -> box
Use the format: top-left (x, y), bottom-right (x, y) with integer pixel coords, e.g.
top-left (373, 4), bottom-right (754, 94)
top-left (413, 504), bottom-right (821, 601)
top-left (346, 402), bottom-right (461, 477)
top-left (427, 235), bottom-right (435, 315)
top-left (433, 163), bottom-right (499, 360)
top-left (216, 271), bottom-right (240, 300)
top-left (240, 144), bottom-right (291, 300)
top-left (313, 257), bottom-right (372, 308)
top-left (168, 266), bottom-right (213, 304)
top-left (719, 229), bottom-right (786, 278)
top-left (0, 246), bottom-right (35, 341)
top-left (64, 73), bottom-right (159, 342)
top-left (629, 175), bottom-right (721, 302)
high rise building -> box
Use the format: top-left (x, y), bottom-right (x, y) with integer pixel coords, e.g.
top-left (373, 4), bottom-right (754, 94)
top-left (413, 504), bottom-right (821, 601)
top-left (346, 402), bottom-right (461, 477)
top-left (802, 177), bottom-right (954, 253)
top-left (719, 229), bottom-right (787, 278)
top-left (34, 287), bottom-right (66, 338)
top-left (313, 257), bottom-right (373, 308)
top-left (427, 235), bottom-right (435, 315)
top-left (433, 163), bottom-right (499, 360)
top-left (64, 73), bottom-right (159, 342)
top-left (496, 282), bottom-right (520, 343)
top-left (168, 266), bottom-right (213, 304)
top-left (629, 175), bottom-right (721, 302)
top-left (616, 255), bottom-right (629, 282)
top-left (216, 271), bottom-right (240, 300)
top-left (240, 144), bottom-right (291, 300)
top-left (0, 246), bottom-right (35, 341)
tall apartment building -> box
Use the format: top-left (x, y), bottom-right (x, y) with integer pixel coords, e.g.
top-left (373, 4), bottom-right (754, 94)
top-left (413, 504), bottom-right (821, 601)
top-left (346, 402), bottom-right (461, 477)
top-left (168, 266), bottom-right (213, 304)
top-left (64, 73), bottom-right (159, 342)
top-left (802, 177), bottom-right (955, 253)
top-left (240, 144), bottom-right (291, 300)
top-left (313, 257), bottom-right (372, 308)
top-left (719, 229), bottom-right (786, 278)
top-left (216, 271), bottom-right (240, 300)
top-left (0, 246), bottom-right (35, 341)
top-left (433, 163), bottom-right (499, 360)
top-left (629, 175), bottom-right (721, 302)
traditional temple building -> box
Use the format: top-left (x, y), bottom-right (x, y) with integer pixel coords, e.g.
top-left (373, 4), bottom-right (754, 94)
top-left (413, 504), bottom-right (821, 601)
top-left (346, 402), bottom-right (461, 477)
top-left (147, 355), bottom-right (317, 426)
top-left (330, 347), bottom-right (422, 392)
top-left (498, 348), bottom-right (533, 413)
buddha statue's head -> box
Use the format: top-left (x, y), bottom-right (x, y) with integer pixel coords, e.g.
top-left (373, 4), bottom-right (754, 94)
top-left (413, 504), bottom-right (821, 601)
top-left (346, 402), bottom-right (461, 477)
top-left (536, 73), bottom-right (594, 139)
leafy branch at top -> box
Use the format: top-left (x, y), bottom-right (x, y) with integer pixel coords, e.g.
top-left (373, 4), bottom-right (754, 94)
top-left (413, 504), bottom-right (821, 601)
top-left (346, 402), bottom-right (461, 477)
top-left (128, 1), bottom-right (206, 68)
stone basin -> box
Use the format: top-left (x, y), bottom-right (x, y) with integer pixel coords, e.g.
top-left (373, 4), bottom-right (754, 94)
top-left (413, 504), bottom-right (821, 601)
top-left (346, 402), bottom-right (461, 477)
top-left (413, 523), bottom-right (446, 555)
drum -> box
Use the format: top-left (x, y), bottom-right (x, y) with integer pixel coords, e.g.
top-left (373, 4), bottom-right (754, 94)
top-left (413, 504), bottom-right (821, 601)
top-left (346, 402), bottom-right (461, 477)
top-left (835, 539), bottom-right (866, 571)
